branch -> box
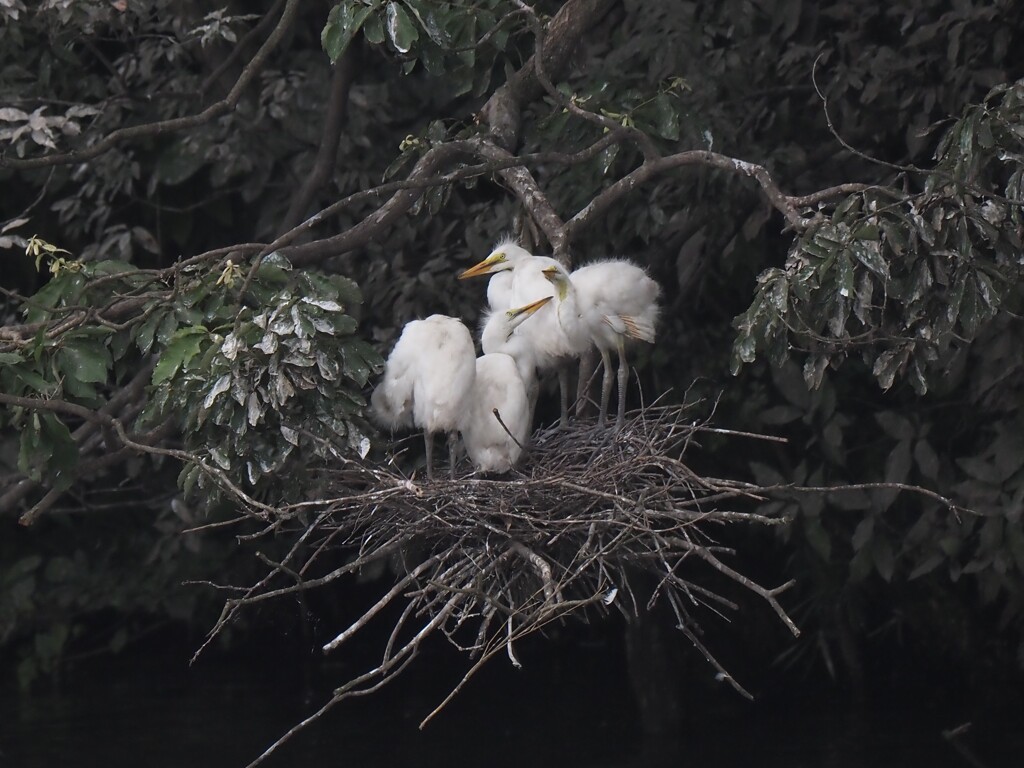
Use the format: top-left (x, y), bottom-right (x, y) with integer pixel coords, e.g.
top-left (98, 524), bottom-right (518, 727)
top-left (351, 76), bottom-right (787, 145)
top-left (200, 0), bottom-right (287, 100)
top-left (480, 0), bottom-right (617, 149)
top-left (565, 150), bottom-right (863, 236)
top-left (0, 361), bottom-right (156, 514)
top-left (283, 141), bottom-right (476, 264)
top-left (0, 0), bottom-right (302, 170)
top-left (467, 138), bottom-right (567, 254)
top-left (0, 392), bottom-right (277, 524)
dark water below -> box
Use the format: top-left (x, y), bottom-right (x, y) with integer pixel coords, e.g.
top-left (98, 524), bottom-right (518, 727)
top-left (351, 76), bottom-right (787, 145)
top-left (1, 638), bottom-right (1020, 768)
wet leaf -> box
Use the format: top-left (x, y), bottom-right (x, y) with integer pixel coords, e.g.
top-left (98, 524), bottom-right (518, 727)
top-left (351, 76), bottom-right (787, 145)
top-left (202, 373), bottom-right (231, 410)
top-left (872, 347), bottom-right (906, 391)
top-left (850, 240), bottom-right (889, 281)
top-left (57, 341), bottom-right (110, 384)
top-left (386, 1), bottom-right (418, 53)
top-left (322, 1), bottom-right (379, 63)
top-left (152, 327), bottom-right (207, 385)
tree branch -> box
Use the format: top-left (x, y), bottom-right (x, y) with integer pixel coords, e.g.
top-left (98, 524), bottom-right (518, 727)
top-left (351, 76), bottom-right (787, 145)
top-left (480, 0), bottom-right (617, 150)
top-left (0, 0), bottom-right (302, 170)
top-left (565, 150), bottom-right (864, 237)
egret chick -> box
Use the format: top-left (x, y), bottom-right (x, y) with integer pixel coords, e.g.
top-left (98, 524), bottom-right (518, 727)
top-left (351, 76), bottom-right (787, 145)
top-left (371, 314), bottom-right (476, 480)
top-left (457, 238), bottom-right (535, 311)
top-left (460, 244), bottom-right (578, 427)
top-left (464, 297), bottom-right (552, 473)
top-left (542, 260), bottom-right (661, 430)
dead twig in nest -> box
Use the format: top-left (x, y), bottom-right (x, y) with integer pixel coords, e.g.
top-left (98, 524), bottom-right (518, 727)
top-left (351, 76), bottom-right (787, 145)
top-left (211, 402), bottom-right (799, 768)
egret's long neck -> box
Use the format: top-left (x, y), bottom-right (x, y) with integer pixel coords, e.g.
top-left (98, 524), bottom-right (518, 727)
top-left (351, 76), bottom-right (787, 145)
top-left (555, 279), bottom-right (584, 340)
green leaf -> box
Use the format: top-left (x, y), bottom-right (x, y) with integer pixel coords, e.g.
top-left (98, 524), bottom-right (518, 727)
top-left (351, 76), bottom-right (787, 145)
top-left (872, 347), bottom-right (906, 391)
top-left (40, 413), bottom-right (78, 492)
top-left (18, 413), bottom-right (46, 481)
top-left (363, 9), bottom-right (385, 44)
top-left (853, 269), bottom-right (874, 325)
top-left (836, 250), bottom-right (854, 299)
top-left (383, 150), bottom-right (416, 180)
top-left (57, 341), bottom-right (111, 384)
top-left (403, 0), bottom-right (451, 46)
top-left (9, 364), bottom-right (53, 395)
top-left (134, 308), bottom-right (165, 355)
top-left (322, 1), bottom-right (379, 63)
top-left (905, 258), bottom-right (934, 305)
top-left (152, 326), bottom-right (208, 385)
top-left (651, 92), bottom-right (680, 140)
top-left (386, 1), bottom-right (419, 54)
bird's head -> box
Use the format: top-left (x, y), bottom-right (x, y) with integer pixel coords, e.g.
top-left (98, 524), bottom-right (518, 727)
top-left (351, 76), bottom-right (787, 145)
top-left (458, 242), bottom-right (532, 279)
top-left (541, 264), bottom-right (571, 300)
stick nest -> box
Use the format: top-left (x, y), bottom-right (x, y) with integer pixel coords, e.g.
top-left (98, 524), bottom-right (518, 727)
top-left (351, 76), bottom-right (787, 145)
top-left (207, 403), bottom-right (800, 765)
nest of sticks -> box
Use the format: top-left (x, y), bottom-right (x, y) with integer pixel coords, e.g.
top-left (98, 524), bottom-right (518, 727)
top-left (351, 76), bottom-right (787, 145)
top-left (208, 402), bottom-right (800, 765)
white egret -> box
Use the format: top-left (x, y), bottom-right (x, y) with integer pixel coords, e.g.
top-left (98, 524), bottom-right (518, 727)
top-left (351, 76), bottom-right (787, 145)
top-left (542, 259), bottom-right (661, 430)
top-left (479, 295), bottom-right (549, 416)
top-left (464, 296), bottom-right (552, 473)
top-left (371, 314), bottom-right (476, 480)
top-left (457, 238), bottom-right (535, 311)
top-left (460, 243), bottom-right (578, 427)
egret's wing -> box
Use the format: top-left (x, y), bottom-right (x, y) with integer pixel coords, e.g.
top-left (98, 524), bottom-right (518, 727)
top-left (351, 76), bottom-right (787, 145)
top-left (604, 313), bottom-right (656, 343)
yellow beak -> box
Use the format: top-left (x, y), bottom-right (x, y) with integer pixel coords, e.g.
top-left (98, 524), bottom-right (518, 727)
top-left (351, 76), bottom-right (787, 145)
top-left (507, 295), bottom-right (552, 319)
top-left (458, 254), bottom-right (503, 280)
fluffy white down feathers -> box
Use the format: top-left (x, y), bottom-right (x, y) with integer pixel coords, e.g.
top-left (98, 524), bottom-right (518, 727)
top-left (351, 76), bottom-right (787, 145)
top-left (371, 314), bottom-right (476, 434)
top-left (371, 315), bottom-right (476, 478)
top-left (461, 353), bottom-right (531, 473)
top-left (374, 241), bottom-right (661, 477)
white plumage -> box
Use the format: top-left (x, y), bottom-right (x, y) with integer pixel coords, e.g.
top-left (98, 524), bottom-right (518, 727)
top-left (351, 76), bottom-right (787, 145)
top-left (460, 242), bottom-right (578, 427)
top-left (465, 296), bottom-right (551, 473)
top-left (371, 314), bottom-right (476, 479)
top-left (542, 259), bottom-right (661, 429)
top-left (463, 354), bottom-right (531, 473)
top-left (458, 238), bottom-right (535, 312)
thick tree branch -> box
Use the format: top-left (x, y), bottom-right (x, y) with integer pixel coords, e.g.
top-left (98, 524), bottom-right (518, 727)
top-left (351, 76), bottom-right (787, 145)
top-left (480, 0), bottom-right (617, 149)
top-left (565, 150), bottom-right (863, 237)
top-left (0, 0), bottom-right (301, 170)
top-left (467, 138), bottom-right (567, 254)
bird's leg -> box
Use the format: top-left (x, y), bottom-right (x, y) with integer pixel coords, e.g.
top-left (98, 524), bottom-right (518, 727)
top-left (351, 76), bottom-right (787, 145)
top-left (575, 348), bottom-right (596, 418)
top-left (423, 428), bottom-right (434, 481)
top-left (558, 362), bottom-right (570, 429)
top-left (598, 347), bottom-right (614, 429)
top-left (448, 431), bottom-right (458, 480)
top-left (615, 342), bottom-right (629, 431)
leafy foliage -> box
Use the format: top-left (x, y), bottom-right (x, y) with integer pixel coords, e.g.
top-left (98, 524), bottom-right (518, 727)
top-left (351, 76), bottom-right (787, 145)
top-left (142, 256), bottom-right (381, 505)
top-left (732, 82), bottom-right (1024, 394)
top-left (2, 0), bottom-right (1024, 699)
top-left (322, 0), bottom-right (516, 95)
